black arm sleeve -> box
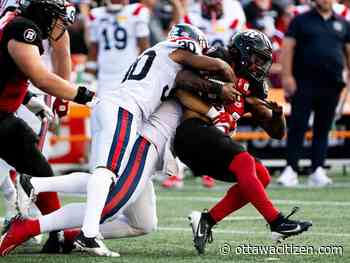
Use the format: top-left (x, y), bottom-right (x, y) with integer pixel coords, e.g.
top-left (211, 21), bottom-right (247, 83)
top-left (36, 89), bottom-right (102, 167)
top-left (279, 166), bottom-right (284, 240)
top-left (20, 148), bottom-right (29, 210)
top-left (3, 16), bottom-right (44, 53)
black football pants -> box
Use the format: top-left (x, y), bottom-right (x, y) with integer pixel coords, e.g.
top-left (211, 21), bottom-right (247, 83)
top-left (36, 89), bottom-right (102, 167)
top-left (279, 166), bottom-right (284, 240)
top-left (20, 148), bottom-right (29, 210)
top-left (0, 114), bottom-right (54, 178)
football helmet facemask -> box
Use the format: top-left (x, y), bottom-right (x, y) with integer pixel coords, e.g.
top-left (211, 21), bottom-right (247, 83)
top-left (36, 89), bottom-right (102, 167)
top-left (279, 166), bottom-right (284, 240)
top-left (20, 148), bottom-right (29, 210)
top-left (228, 30), bottom-right (272, 83)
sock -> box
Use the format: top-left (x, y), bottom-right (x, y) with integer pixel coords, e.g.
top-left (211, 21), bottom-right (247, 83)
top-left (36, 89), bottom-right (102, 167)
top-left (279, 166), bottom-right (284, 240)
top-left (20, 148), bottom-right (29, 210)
top-left (64, 228), bottom-right (80, 242)
top-left (39, 203), bottom-right (86, 233)
top-left (212, 152), bottom-right (279, 223)
top-left (31, 172), bottom-right (90, 194)
top-left (1, 174), bottom-right (16, 201)
top-left (82, 168), bottom-right (114, 238)
top-left (35, 192), bottom-right (61, 215)
top-left (209, 161), bottom-right (271, 223)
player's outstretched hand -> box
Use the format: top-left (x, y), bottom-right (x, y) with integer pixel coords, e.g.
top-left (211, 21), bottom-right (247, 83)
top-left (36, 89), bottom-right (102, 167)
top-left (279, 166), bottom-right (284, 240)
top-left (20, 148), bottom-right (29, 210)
top-left (73, 86), bottom-right (96, 105)
top-left (268, 101), bottom-right (283, 118)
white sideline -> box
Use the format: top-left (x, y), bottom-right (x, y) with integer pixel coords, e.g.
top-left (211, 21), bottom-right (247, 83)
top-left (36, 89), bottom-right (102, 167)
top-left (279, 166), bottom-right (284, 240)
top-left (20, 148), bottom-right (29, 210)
top-left (157, 196), bottom-right (350, 207)
top-left (158, 227), bottom-right (350, 238)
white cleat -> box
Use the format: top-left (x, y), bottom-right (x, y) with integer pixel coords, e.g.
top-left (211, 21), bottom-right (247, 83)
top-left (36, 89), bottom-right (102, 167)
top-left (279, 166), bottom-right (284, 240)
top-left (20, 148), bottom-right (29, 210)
top-left (307, 167), bottom-right (332, 187)
top-left (277, 166), bottom-right (299, 187)
top-left (74, 232), bottom-right (120, 257)
top-left (188, 211), bottom-right (201, 238)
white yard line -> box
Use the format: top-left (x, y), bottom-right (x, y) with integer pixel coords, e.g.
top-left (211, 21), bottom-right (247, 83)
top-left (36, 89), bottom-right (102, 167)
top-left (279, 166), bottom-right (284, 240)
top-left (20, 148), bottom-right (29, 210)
top-left (158, 227), bottom-right (350, 238)
top-left (157, 196), bottom-right (350, 206)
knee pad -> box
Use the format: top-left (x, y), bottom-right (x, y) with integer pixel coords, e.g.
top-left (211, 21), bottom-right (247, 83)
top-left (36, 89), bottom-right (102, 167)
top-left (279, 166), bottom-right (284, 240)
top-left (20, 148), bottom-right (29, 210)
top-left (132, 217), bottom-right (158, 235)
top-left (255, 160), bottom-right (271, 188)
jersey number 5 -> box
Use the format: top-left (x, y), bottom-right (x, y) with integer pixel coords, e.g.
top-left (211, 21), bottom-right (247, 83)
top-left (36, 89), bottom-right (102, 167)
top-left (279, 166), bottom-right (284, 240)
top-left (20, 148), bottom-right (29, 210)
top-left (122, 50), bottom-right (156, 82)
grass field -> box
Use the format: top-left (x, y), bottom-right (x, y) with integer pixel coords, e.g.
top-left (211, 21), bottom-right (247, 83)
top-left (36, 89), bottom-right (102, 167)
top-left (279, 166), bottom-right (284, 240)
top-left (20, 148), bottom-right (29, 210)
top-left (0, 172), bottom-right (349, 262)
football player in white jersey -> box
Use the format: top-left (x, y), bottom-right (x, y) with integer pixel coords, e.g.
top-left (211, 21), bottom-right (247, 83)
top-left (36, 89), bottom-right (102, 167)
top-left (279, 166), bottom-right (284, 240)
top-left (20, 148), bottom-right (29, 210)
top-left (0, 23), bottom-right (238, 256)
top-left (0, 53), bottom-right (239, 256)
top-left (183, 0), bottom-right (246, 47)
top-left (84, 0), bottom-right (151, 99)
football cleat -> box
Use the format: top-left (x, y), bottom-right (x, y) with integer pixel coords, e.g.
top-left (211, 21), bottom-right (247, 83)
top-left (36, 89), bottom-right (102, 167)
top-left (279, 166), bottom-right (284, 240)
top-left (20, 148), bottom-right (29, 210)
top-left (15, 173), bottom-right (36, 216)
top-left (270, 207), bottom-right (312, 242)
top-left (188, 210), bottom-right (213, 255)
top-left (73, 231), bottom-right (120, 257)
top-left (0, 216), bottom-right (38, 256)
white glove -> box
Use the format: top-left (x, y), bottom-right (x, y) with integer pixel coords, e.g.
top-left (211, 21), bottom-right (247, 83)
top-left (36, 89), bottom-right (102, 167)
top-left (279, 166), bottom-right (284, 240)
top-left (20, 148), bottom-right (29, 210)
top-left (25, 95), bottom-right (54, 122)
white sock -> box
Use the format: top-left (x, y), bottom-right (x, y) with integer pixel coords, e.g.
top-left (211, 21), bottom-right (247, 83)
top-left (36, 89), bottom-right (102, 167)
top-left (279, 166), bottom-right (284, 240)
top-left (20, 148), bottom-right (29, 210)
top-left (82, 168), bottom-right (114, 238)
top-left (1, 174), bottom-right (16, 200)
top-left (31, 172), bottom-right (90, 194)
top-left (100, 215), bottom-right (146, 239)
top-left (39, 203), bottom-right (86, 233)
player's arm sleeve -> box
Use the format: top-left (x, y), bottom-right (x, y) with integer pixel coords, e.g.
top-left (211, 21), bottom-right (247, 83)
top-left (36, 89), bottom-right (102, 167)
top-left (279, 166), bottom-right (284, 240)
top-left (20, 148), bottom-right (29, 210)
top-left (5, 19), bottom-right (43, 50)
top-left (135, 7), bottom-right (151, 38)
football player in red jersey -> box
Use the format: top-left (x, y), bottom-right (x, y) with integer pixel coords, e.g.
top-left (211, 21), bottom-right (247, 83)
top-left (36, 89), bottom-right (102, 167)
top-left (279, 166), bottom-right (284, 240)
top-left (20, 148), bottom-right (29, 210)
top-left (0, 0), bottom-right (94, 248)
top-left (173, 30), bottom-right (312, 255)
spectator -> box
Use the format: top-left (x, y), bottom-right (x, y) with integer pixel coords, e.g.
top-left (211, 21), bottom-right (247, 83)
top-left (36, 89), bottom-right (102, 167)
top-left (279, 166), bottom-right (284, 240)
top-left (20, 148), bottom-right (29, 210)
top-left (278, 0), bottom-right (350, 187)
top-left (182, 0), bottom-right (246, 47)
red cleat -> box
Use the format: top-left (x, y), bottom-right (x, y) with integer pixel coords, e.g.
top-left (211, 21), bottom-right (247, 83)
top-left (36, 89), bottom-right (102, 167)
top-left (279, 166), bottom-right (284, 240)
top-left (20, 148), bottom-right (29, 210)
top-left (0, 217), bottom-right (40, 256)
top-left (202, 176), bottom-right (215, 188)
top-left (162, 175), bottom-right (184, 189)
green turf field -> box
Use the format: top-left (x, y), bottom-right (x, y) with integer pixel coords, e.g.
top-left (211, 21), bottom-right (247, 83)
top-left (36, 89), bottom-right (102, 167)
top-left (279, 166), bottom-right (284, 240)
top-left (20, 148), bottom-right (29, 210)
top-left (0, 172), bottom-right (349, 262)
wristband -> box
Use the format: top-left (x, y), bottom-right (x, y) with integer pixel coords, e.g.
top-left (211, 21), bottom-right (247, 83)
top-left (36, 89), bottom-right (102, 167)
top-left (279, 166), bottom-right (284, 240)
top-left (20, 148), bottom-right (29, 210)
top-left (73, 86), bottom-right (95, 105)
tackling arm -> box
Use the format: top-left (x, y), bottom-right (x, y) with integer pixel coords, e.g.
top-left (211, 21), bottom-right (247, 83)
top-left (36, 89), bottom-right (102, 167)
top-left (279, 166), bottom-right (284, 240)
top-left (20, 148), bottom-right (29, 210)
top-left (169, 49), bottom-right (236, 82)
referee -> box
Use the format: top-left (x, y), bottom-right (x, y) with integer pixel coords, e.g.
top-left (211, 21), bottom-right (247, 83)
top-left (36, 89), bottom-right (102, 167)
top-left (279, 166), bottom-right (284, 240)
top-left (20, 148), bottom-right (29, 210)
top-left (278, 0), bottom-right (350, 187)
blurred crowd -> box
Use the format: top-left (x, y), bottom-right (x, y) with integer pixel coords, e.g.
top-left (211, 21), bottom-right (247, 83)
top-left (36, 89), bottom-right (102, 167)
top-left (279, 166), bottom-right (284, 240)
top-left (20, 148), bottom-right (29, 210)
top-left (68, 0), bottom-right (350, 87)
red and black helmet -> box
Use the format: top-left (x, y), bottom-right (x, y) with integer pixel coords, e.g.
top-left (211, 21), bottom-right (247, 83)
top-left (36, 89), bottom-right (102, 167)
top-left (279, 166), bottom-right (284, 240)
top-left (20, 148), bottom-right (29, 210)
top-left (228, 29), bottom-right (272, 83)
top-left (19, 0), bottom-right (76, 40)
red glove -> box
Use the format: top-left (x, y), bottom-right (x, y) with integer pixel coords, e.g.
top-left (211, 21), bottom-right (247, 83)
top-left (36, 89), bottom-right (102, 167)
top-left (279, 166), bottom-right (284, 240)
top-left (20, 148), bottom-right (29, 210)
top-left (53, 98), bottom-right (69, 118)
top-left (212, 111), bottom-right (237, 134)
